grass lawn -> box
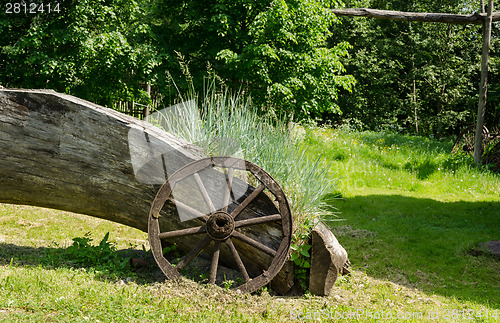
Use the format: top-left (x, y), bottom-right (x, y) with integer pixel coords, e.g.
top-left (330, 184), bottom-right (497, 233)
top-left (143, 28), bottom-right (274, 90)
top-left (0, 128), bottom-right (499, 322)
top-left (307, 128), bottom-right (500, 313)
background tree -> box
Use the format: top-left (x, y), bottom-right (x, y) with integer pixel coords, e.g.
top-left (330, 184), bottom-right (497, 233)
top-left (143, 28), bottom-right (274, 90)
top-left (0, 0), bottom-right (157, 107)
top-left (330, 0), bottom-right (499, 137)
top-left (150, 0), bottom-right (355, 120)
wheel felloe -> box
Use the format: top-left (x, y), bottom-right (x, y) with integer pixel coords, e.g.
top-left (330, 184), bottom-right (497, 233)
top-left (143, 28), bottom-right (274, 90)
top-left (148, 157), bottom-right (292, 294)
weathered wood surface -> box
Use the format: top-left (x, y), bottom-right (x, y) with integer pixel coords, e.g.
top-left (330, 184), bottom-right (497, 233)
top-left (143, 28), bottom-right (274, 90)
top-left (0, 89), bottom-right (196, 230)
top-left (0, 89), bottom-right (291, 290)
top-left (309, 221), bottom-right (349, 296)
top-left (475, 0), bottom-right (494, 165)
top-left (332, 8), bottom-right (500, 24)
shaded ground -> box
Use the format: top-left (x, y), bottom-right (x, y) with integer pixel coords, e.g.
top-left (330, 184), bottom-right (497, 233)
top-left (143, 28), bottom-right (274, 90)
top-left (326, 194), bottom-right (500, 308)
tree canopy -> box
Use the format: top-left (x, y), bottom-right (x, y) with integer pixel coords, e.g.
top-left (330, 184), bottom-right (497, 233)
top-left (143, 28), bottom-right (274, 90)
top-left (0, 0), bottom-right (158, 107)
top-left (151, 0), bottom-right (355, 120)
top-left (1, 0), bottom-right (355, 120)
top-left (330, 0), bottom-right (500, 136)
top-left (1, 0), bottom-right (499, 133)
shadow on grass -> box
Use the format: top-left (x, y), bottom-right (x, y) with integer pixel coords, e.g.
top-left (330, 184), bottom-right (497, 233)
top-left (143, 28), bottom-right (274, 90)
top-left (325, 195), bottom-right (500, 307)
top-left (0, 243), bottom-right (164, 284)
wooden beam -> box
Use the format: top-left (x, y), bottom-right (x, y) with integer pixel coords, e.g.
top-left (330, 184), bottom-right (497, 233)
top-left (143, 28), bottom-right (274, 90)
top-left (332, 8), bottom-right (500, 24)
top-left (474, 0), bottom-right (494, 165)
top-left (333, 6), bottom-right (497, 164)
top-left (0, 88), bottom-right (291, 290)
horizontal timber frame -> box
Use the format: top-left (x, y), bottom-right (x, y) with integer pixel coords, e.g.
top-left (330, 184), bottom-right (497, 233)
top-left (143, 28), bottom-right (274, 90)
top-left (332, 4), bottom-right (496, 165)
top-left (332, 8), bottom-right (500, 24)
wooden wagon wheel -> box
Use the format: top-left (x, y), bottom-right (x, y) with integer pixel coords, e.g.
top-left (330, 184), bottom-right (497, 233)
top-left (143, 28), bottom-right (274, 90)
top-left (148, 156), bottom-right (292, 294)
top-left (482, 139), bottom-right (500, 172)
top-left (451, 125), bottom-right (490, 154)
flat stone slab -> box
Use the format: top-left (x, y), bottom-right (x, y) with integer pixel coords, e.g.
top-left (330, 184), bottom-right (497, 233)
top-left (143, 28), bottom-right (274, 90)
top-left (471, 240), bottom-right (500, 259)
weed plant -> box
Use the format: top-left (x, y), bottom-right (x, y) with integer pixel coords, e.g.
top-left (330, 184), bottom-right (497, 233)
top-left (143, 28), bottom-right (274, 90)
top-left (43, 232), bottom-right (132, 278)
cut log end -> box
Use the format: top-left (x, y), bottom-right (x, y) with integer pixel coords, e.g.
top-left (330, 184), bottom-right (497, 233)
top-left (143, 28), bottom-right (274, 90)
top-left (309, 221), bottom-right (350, 296)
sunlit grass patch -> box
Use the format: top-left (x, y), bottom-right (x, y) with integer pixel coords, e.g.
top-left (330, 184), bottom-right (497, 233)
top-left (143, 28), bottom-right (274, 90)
top-left (303, 127), bottom-right (500, 310)
top-left (304, 127), bottom-right (500, 199)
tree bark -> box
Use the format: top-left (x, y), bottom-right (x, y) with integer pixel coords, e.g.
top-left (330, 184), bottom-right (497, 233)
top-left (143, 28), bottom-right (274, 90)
top-left (474, 0), bottom-right (494, 165)
top-left (331, 8), bottom-right (500, 25)
top-left (0, 89), bottom-right (291, 289)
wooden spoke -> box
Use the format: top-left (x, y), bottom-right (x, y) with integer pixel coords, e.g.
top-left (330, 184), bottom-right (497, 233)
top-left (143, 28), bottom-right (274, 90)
top-left (193, 173), bottom-right (216, 213)
top-left (230, 184), bottom-right (265, 219)
top-left (226, 238), bottom-right (250, 282)
top-left (235, 214), bottom-right (281, 228)
top-left (176, 235), bottom-right (211, 271)
top-left (209, 241), bottom-right (221, 284)
top-left (158, 226), bottom-right (206, 240)
top-left (168, 197), bottom-right (209, 222)
top-left (232, 231), bottom-right (277, 257)
top-left (222, 167), bottom-right (234, 212)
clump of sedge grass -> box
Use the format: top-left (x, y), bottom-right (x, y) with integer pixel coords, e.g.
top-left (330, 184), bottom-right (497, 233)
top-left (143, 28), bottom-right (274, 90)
top-left (151, 82), bottom-right (339, 237)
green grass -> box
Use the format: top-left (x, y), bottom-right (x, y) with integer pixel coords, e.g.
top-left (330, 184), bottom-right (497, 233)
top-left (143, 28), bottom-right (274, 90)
top-left (1, 126), bottom-right (499, 321)
top-left (305, 127), bottom-right (500, 309)
top-left (150, 87), bottom-right (338, 236)
top-left (305, 128), bottom-right (499, 199)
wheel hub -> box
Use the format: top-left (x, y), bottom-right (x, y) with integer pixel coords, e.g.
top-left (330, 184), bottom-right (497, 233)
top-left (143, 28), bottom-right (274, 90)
top-left (206, 211), bottom-right (235, 241)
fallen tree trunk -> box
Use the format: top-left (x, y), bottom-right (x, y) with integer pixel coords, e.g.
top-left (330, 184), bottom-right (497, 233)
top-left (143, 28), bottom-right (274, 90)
top-left (0, 89), bottom-right (292, 292)
top-left (0, 89), bottom-right (194, 230)
top-left (332, 8), bottom-right (500, 24)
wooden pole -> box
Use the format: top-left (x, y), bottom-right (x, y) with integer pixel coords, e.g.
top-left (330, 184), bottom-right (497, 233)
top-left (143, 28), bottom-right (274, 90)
top-left (474, 0), bottom-right (494, 165)
top-left (331, 8), bottom-right (500, 25)
top-left (145, 82), bottom-right (151, 122)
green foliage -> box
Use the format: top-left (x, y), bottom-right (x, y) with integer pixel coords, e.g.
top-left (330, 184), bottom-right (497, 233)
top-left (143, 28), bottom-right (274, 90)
top-left (330, 0), bottom-right (497, 137)
top-left (3, 0), bottom-right (500, 130)
top-left (161, 244), bottom-right (177, 256)
top-left (150, 0), bottom-right (355, 120)
top-left (290, 215), bottom-right (317, 292)
top-left (217, 0), bottom-right (355, 119)
top-left (290, 243), bottom-right (312, 291)
top-left (0, 0), bottom-right (158, 106)
top-left (1, 0), bottom-right (355, 120)
top-left (63, 232), bottom-right (130, 274)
